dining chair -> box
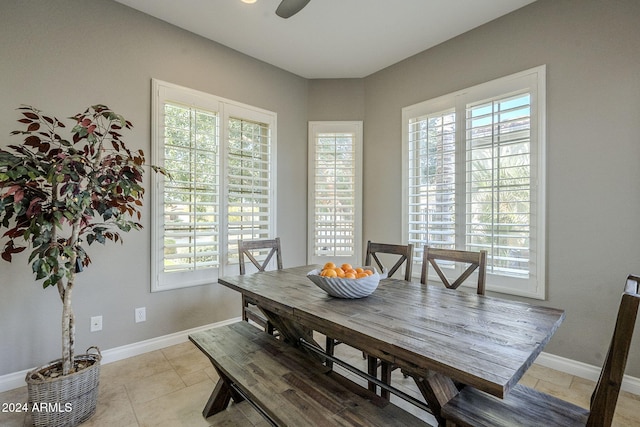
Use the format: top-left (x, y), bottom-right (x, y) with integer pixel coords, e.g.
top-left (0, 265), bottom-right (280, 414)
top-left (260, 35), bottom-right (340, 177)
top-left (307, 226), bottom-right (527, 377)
top-left (421, 246), bottom-right (487, 295)
top-left (441, 274), bottom-right (640, 427)
top-left (325, 241), bottom-right (414, 398)
top-left (365, 241), bottom-right (414, 281)
top-left (238, 237), bottom-right (283, 335)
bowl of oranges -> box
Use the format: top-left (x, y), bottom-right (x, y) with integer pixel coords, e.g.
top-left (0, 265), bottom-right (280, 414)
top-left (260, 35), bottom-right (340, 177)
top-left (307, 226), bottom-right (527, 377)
top-left (307, 262), bottom-right (382, 299)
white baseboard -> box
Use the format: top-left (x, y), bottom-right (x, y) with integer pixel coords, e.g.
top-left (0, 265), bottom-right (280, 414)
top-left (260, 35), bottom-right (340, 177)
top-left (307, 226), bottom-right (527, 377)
top-left (0, 317), bottom-right (241, 393)
top-left (3, 328), bottom-right (639, 398)
top-left (535, 352), bottom-right (640, 396)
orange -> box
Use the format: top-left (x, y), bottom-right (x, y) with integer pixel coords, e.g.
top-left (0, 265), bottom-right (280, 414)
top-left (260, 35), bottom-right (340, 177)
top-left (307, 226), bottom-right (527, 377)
top-left (356, 272), bottom-right (368, 279)
top-left (334, 267), bottom-right (345, 277)
top-left (344, 272), bottom-right (356, 279)
top-left (355, 267), bottom-right (365, 274)
top-left (321, 268), bottom-right (337, 278)
top-left (323, 262), bottom-right (336, 270)
top-left (340, 263), bottom-right (353, 272)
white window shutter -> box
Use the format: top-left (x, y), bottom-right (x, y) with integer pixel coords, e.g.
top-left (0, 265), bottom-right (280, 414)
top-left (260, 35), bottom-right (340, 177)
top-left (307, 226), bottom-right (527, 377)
top-left (402, 66), bottom-right (546, 298)
top-left (308, 122), bottom-right (362, 266)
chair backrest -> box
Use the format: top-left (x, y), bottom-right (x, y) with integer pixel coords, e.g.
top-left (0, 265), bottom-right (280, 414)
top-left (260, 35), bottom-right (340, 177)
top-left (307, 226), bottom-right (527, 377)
top-left (586, 275), bottom-right (640, 427)
top-left (238, 237), bottom-right (283, 275)
top-left (420, 246), bottom-right (487, 295)
top-left (364, 241), bottom-right (414, 281)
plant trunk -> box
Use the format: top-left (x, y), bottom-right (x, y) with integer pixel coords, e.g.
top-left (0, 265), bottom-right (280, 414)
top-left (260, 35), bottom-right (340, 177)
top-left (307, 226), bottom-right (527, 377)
top-left (61, 282), bottom-right (74, 375)
top-left (61, 219), bottom-right (81, 375)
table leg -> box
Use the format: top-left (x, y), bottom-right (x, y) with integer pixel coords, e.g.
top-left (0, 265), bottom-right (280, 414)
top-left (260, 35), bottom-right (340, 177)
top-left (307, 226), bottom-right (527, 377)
top-left (413, 372), bottom-right (459, 427)
top-left (262, 308), bottom-right (325, 361)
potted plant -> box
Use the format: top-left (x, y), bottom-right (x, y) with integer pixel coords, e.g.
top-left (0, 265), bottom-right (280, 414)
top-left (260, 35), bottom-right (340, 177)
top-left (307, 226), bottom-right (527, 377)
top-left (0, 104), bottom-right (164, 426)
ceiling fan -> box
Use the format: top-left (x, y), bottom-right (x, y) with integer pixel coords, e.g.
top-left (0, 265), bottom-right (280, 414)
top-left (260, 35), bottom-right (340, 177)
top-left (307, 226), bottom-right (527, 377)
top-left (275, 0), bottom-right (310, 18)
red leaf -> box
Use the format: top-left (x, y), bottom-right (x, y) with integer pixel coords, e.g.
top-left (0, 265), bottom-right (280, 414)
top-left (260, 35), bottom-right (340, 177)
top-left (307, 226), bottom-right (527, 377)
top-left (22, 112), bottom-right (38, 119)
top-left (27, 122), bottom-right (40, 132)
top-left (25, 135), bottom-right (41, 148)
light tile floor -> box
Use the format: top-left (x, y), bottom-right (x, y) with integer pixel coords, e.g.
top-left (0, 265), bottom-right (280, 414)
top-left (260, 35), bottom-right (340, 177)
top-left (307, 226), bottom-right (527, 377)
top-left (2, 331), bottom-right (640, 426)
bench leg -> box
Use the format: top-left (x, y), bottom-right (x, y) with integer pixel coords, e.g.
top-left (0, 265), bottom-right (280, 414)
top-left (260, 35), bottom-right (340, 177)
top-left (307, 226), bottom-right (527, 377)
top-left (203, 378), bottom-right (232, 418)
top-left (203, 368), bottom-right (245, 418)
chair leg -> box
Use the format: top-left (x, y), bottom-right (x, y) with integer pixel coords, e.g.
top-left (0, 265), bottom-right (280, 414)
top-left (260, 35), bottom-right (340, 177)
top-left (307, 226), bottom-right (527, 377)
top-left (325, 336), bottom-right (335, 370)
top-left (367, 355), bottom-right (378, 393)
top-left (380, 361), bottom-right (391, 400)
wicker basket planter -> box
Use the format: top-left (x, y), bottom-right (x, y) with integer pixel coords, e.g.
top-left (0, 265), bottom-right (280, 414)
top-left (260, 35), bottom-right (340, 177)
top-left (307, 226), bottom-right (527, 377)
top-left (26, 348), bottom-right (101, 427)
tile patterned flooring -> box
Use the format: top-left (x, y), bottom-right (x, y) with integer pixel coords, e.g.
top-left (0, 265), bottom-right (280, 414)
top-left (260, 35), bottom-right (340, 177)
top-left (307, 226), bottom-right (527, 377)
top-left (2, 330), bottom-right (640, 426)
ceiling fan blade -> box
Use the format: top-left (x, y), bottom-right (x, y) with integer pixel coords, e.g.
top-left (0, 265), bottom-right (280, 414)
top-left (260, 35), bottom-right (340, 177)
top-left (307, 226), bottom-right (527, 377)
top-left (275, 0), bottom-right (310, 18)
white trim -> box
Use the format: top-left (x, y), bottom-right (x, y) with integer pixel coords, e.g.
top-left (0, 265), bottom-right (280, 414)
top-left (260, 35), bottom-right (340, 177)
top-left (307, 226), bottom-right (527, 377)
top-left (535, 351), bottom-right (640, 396)
top-left (0, 317), bottom-right (241, 393)
top-left (2, 333), bottom-right (639, 398)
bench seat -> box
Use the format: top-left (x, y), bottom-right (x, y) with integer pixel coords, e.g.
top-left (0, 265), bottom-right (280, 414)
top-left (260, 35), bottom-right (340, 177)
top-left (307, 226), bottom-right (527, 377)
top-left (189, 321), bottom-right (429, 426)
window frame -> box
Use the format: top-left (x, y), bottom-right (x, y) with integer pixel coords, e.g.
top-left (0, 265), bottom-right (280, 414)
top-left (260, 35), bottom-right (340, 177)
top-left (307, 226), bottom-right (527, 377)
top-left (402, 66), bottom-right (546, 299)
top-left (151, 79), bottom-right (277, 292)
top-left (307, 121), bottom-right (363, 266)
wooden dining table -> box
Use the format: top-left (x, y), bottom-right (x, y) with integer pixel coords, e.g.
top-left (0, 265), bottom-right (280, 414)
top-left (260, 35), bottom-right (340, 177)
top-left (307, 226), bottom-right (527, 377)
top-left (218, 264), bottom-right (565, 425)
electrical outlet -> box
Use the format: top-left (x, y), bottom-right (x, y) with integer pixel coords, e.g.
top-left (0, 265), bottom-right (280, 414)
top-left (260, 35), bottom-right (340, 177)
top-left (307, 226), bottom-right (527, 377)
top-left (90, 315), bottom-right (102, 332)
top-left (135, 307), bottom-right (146, 323)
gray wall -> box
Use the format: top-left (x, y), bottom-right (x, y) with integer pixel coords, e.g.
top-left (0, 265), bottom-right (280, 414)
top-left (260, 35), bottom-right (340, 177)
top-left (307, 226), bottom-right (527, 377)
top-left (2, 0), bottom-right (640, 380)
top-left (0, 0), bottom-right (308, 375)
top-left (359, 0), bottom-right (640, 375)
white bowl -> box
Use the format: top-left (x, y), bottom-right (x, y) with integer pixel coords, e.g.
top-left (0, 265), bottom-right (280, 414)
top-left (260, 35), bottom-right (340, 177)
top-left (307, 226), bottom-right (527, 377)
top-left (307, 267), bottom-right (381, 299)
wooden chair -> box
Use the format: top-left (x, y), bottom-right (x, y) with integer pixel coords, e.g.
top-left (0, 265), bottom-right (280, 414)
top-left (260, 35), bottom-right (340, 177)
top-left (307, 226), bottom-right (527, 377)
top-left (421, 246), bottom-right (487, 295)
top-left (365, 241), bottom-right (414, 281)
top-left (441, 274), bottom-right (640, 427)
top-left (325, 241), bottom-right (415, 398)
top-left (238, 237), bottom-right (283, 335)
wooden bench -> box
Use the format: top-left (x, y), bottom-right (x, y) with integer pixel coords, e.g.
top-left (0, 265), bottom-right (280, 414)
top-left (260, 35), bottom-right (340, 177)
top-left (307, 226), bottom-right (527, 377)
top-left (189, 321), bottom-right (430, 426)
top-left (441, 276), bottom-right (640, 427)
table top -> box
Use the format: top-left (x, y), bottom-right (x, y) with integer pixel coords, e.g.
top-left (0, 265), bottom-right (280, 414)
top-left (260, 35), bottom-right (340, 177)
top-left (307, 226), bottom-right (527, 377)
top-left (218, 264), bottom-right (565, 399)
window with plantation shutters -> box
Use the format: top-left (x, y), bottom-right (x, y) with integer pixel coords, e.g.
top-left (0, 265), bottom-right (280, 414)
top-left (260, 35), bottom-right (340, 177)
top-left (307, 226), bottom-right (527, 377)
top-left (403, 66), bottom-right (546, 299)
top-left (151, 80), bottom-right (276, 291)
top-left (226, 115), bottom-right (273, 264)
top-left (407, 109), bottom-right (457, 253)
top-left (161, 103), bottom-right (220, 276)
top-left (466, 93), bottom-right (533, 279)
top-left (308, 122), bottom-right (362, 266)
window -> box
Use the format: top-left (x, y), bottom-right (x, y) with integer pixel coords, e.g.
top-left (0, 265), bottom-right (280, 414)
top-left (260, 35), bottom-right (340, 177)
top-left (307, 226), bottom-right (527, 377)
top-left (308, 122), bottom-right (363, 266)
top-left (151, 80), bottom-right (276, 291)
top-left (403, 66), bottom-right (546, 298)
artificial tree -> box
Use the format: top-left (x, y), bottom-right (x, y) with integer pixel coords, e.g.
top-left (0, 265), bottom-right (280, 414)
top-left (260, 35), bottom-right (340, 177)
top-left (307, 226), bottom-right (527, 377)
top-left (0, 104), bottom-right (163, 376)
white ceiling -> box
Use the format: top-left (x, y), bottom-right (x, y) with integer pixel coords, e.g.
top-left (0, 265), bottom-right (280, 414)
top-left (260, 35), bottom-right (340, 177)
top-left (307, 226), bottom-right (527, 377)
top-left (114, 0), bottom-right (537, 79)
